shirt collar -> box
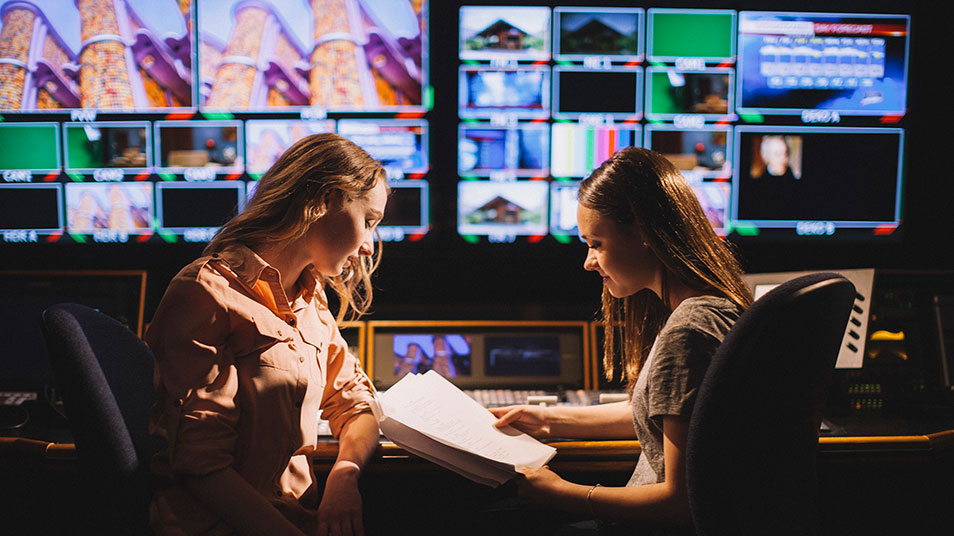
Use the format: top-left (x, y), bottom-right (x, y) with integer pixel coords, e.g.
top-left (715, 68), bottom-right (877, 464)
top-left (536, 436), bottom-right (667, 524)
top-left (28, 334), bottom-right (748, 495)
top-left (213, 244), bottom-right (319, 301)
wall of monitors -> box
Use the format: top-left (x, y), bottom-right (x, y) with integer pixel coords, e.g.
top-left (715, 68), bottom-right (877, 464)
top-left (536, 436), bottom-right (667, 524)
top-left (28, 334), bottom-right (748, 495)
top-left (0, 2), bottom-right (912, 247)
top-left (0, 0), bottom-right (429, 244)
top-left (455, 6), bottom-right (910, 243)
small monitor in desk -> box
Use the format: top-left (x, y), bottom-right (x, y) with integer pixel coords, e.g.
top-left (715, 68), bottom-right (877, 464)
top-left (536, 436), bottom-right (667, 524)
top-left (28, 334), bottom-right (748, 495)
top-left (368, 322), bottom-right (586, 391)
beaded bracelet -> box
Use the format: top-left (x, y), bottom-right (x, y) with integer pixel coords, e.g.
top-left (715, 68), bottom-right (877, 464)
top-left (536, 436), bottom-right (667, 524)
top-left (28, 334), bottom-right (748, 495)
top-left (585, 483), bottom-right (602, 518)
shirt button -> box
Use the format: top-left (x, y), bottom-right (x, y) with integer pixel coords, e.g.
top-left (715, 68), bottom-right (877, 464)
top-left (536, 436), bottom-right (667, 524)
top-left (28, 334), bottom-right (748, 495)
top-left (299, 356), bottom-right (305, 363)
top-left (287, 317), bottom-right (296, 327)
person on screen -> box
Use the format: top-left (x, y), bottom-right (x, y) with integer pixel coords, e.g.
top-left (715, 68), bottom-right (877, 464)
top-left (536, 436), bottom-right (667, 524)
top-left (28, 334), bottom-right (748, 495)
top-left (754, 135), bottom-right (797, 181)
top-left (490, 147), bottom-right (751, 534)
top-left (146, 133), bottom-right (387, 536)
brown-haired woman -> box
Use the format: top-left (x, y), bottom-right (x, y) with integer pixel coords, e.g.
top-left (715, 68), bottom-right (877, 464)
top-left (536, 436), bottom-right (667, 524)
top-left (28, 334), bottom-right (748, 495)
top-left (147, 133), bottom-right (388, 536)
top-left (490, 147), bottom-right (752, 533)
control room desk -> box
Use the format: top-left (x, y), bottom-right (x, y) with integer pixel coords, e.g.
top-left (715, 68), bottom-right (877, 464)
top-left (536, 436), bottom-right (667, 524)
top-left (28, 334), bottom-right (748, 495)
top-left (3, 427), bottom-right (953, 534)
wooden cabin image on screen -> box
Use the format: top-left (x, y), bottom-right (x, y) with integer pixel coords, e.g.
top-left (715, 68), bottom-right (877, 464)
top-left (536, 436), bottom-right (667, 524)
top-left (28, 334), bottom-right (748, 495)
top-left (474, 19), bottom-right (529, 50)
top-left (465, 195), bottom-right (539, 225)
top-left (561, 17), bottom-right (633, 55)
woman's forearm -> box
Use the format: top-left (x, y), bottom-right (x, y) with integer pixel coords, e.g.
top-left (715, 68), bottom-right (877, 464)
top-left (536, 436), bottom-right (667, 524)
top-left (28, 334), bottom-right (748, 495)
top-left (547, 401), bottom-right (636, 439)
top-left (183, 467), bottom-right (304, 536)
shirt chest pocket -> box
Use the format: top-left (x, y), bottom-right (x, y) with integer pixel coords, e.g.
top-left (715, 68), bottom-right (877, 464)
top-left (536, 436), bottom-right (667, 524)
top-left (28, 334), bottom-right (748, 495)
top-left (230, 315), bottom-right (299, 371)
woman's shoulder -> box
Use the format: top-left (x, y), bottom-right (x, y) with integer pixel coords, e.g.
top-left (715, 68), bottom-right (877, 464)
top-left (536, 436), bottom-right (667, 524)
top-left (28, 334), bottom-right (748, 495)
top-left (665, 296), bottom-right (743, 337)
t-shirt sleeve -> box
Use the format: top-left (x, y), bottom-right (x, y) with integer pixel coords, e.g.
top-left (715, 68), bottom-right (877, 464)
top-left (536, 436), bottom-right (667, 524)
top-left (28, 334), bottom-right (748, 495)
top-left (646, 325), bottom-right (722, 423)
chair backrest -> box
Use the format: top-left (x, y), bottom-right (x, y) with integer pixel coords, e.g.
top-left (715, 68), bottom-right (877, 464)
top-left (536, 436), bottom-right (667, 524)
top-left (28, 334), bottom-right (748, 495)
top-left (41, 302), bottom-right (163, 532)
top-left (686, 272), bottom-right (856, 536)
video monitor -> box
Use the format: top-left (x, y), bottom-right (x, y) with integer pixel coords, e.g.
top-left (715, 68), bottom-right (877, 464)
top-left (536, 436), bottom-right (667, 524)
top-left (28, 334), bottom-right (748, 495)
top-left (0, 0), bottom-right (195, 112)
top-left (337, 120), bottom-right (428, 178)
top-left (379, 179), bottom-right (428, 241)
top-left (690, 182), bottom-right (731, 236)
top-left (458, 124), bottom-right (549, 178)
top-left (553, 7), bottom-right (643, 62)
top-left (457, 180), bottom-right (548, 237)
top-left (244, 120), bottom-right (335, 177)
top-left (645, 125), bottom-right (731, 179)
top-left (458, 66), bottom-right (550, 120)
top-left (390, 334), bottom-right (473, 379)
top-left (155, 181), bottom-right (245, 242)
top-left (154, 120), bottom-right (244, 178)
top-left (552, 66), bottom-right (641, 121)
top-left (548, 180), bottom-right (580, 238)
top-left (0, 122), bottom-right (61, 176)
top-left (736, 12), bottom-right (910, 117)
top-left (64, 182), bottom-right (154, 240)
top-left (732, 126), bottom-right (904, 235)
top-left (645, 68), bottom-right (733, 120)
top-left (459, 5), bottom-right (550, 62)
top-left (550, 122), bottom-right (641, 178)
top-left (63, 122), bottom-right (151, 177)
top-left (0, 184), bottom-right (62, 241)
top-left (647, 9), bottom-right (736, 64)
top-left (368, 322), bottom-right (586, 390)
top-left (198, 0), bottom-right (426, 112)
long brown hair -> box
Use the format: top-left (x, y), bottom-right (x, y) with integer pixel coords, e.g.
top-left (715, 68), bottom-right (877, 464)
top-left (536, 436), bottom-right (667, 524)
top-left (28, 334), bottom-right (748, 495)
top-left (205, 133), bottom-right (387, 321)
top-left (579, 147), bottom-right (751, 387)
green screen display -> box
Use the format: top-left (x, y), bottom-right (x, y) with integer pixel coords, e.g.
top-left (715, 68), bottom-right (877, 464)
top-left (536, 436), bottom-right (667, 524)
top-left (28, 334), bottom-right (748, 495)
top-left (0, 124), bottom-right (59, 170)
top-left (650, 12), bottom-right (734, 59)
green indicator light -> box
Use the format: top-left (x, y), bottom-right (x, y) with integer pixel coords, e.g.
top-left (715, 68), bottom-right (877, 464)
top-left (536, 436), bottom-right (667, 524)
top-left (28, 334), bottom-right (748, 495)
top-left (555, 60), bottom-right (573, 66)
top-left (739, 113), bottom-right (764, 123)
top-left (158, 231), bottom-right (178, 243)
top-left (733, 223), bottom-right (760, 236)
top-left (248, 173), bottom-right (262, 180)
top-left (203, 112), bottom-right (234, 120)
top-left (68, 173), bottom-right (84, 182)
top-left (425, 86), bottom-right (434, 110)
top-left (648, 61), bottom-right (666, 68)
top-left (0, 115), bottom-right (5, 122)
top-left (552, 234), bottom-right (572, 244)
top-left (462, 60), bottom-right (480, 66)
top-left (158, 173), bottom-right (176, 181)
top-left (461, 234), bottom-right (479, 244)
top-left (552, 176), bottom-right (573, 181)
top-left (69, 233), bottom-right (87, 243)
top-left (460, 175), bottom-right (479, 181)
top-left (461, 119), bottom-right (481, 125)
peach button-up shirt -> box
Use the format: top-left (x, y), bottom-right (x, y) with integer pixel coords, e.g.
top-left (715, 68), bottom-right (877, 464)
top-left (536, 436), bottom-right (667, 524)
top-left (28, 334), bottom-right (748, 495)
top-left (146, 245), bottom-right (374, 535)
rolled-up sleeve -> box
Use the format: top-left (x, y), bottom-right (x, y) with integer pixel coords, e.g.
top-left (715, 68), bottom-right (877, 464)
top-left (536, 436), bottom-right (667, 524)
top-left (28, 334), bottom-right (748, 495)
top-left (318, 319), bottom-right (375, 438)
top-left (147, 272), bottom-right (240, 477)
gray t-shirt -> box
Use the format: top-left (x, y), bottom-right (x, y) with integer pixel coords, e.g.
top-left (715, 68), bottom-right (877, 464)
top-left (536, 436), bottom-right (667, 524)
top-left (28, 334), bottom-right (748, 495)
top-left (628, 296), bottom-right (742, 487)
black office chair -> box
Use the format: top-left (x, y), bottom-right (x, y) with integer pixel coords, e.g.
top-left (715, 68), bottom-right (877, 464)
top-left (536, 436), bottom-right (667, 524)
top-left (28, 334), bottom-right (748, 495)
top-left (686, 272), bottom-right (856, 536)
top-left (41, 303), bottom-right (164, 534)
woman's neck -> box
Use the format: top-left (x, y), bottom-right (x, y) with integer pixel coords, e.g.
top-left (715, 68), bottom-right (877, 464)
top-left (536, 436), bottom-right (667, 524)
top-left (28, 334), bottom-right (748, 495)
top-left (253, 238), bottom-right (309, 299)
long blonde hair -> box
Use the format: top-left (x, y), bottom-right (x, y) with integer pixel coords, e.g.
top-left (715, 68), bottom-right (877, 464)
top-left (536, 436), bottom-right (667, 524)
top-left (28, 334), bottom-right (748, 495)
top-left (205, 133), bottom-right (387, 321)
top-left (579, 147), bottom-right (752, 387)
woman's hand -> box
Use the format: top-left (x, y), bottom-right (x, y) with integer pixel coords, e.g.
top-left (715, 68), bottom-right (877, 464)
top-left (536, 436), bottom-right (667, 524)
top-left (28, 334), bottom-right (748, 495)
top-left (317, 462), bottom-right (364, 536)
top-left (489, 405), bottom-right (551, 438)
top-left (513, 465), bottom-right (573, 506)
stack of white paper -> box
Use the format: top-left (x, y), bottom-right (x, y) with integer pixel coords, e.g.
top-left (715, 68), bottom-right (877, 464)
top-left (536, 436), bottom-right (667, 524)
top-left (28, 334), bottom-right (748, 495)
top-left (371, 370), bottom-right (556, 487)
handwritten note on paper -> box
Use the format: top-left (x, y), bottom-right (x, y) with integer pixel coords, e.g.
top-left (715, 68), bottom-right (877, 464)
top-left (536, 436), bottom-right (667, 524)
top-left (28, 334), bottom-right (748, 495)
top-left (379, 371), bottom-right (556, 470)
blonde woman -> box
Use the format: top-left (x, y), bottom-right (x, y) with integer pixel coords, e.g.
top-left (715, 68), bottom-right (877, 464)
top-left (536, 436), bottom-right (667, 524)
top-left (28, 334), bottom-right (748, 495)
top-left (147, 133), bottom-right (388, 536)
top-left (491, 147), bottom-right (752, 534)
